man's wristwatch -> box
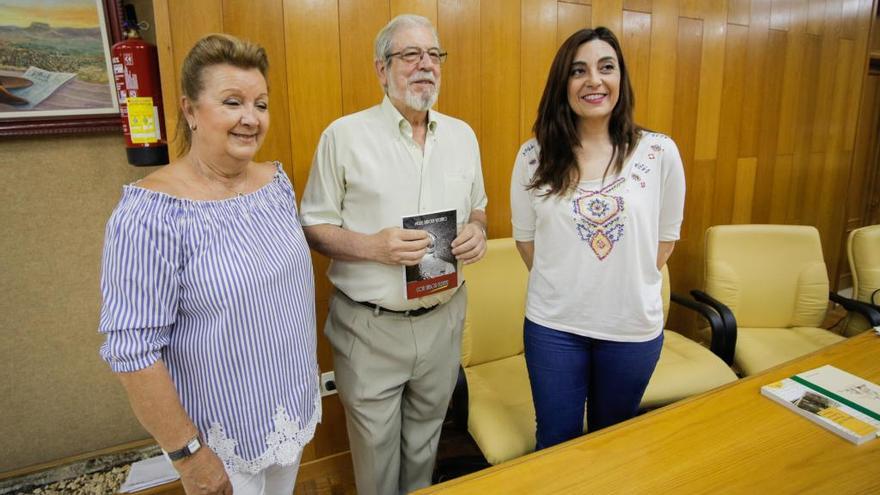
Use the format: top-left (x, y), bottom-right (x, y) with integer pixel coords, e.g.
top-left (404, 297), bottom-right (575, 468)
top-left (163, 435), bottom-right (202, 461)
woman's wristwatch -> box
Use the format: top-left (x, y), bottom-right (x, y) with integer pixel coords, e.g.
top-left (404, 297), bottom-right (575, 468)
top-left (164, 435), bottom-right (202, 461)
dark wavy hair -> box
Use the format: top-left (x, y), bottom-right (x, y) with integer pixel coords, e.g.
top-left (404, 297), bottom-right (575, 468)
top-left (530, 27), bottom-right (641, 195)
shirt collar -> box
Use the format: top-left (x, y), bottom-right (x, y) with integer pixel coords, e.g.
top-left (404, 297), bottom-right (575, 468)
top-left (381, 95), bottom-right (438, 138)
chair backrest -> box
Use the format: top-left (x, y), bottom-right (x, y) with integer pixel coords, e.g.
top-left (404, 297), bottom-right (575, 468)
top-left (704, 225), bottom-right (828, 328)
top-left (848, 225), bottom-right (880, 306)
top-left (460, 238), bottom-right (530, 368)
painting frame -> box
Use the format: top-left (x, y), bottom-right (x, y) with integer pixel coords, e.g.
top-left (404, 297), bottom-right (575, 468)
top-left (0, 0), bottom-right (123, 137)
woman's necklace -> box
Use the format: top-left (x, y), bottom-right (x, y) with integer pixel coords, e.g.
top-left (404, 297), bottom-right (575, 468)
top-left (188, 156), bottom-right (248, 199)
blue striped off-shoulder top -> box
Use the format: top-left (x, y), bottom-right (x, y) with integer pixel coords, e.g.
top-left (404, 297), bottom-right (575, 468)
top-left (98, 162), bottom-right (320, 473)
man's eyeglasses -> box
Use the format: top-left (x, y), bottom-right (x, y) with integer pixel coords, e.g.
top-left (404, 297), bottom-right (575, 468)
top-left (386, 47), bottom-right (448, 65)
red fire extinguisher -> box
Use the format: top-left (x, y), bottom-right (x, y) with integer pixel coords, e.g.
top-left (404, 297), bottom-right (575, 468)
top-left (111, 7), bottom-right (168, 166)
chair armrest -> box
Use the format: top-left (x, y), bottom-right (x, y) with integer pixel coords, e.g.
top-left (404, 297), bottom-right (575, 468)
top-left (690, 289), bottom-right (738, 366)
top-left (829, 292), bottom-right (880, 327)
top-left (450, 364), bottom-right (469, 430)
top-left (672, 292), bottom-right (736, 366)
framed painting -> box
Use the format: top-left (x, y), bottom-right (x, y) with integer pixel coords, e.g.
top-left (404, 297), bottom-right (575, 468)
top-left (0, 0), bottom-right (123, 136)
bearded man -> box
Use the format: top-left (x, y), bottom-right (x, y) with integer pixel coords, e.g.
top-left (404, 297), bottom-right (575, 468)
top-left (299, 13), bottom-right (488, 495)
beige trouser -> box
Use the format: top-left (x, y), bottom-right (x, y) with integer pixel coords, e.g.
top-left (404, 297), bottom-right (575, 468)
top-left (324, 286), bottom-right (466, 495)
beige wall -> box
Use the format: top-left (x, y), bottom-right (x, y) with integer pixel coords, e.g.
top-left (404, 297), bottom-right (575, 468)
top-left (0, 134), bottom-right (155, 473)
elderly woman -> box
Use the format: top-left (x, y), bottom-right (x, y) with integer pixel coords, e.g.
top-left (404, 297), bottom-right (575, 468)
top-left (510, 27), bottom-right (686, 450)
top-left (98, 34), bottom-right (319, 495)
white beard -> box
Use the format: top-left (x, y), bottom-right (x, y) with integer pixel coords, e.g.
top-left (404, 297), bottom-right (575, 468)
top-left (388, 71), bottom-right (439, 112)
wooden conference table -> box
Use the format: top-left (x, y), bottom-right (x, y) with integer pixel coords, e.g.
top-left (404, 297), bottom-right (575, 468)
top-left (417, 332), bottom-right (880, 494)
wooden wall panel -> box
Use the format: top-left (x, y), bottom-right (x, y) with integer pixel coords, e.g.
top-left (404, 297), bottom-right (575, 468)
top-left (693, 1), bottom-right (726, 161)
top-left (339, 0), bottom-right (389, 114)
top-left (148, 0), bottom-right (880, 477)
top-left (480, 0), bottom-right (521, 238)
top-left (592, 0), bottom-right (623, 33)
top-left (738, 0), bottom-right (770, 158)
top-left (152, 0), bottom-right (178, 152)
top-left (751, 29), bottom-right (786, 224)
top-left (392, 0), bottom-right (439, 22)
top-left (671, 17), bottom-right (703, 183)
top-left (440, 0), bottom-right (487, 287)
top-left (283, 0), bottom-right (346, 464)
top-left (284, 0), bottom-right (344, 197)
top-left (622, 0), bottom-right (651, 13)
top-left (438, 0), bottom-right (481, 135)
top-left (520, 0), bottom-right (557, 140)
top-left (222, 0), bottom-right (293, 170)
top-left (711, 23), bottom-right (749, 226)
top-left (621, 10), bottom-right (652, 126)
top-left (645, 0), bottom-right (678, 133)
top-left (728, 0), bottom-right (751, 25)
top-left (776, 26), bottom-right (805, 156)
top-left (557, 2), bottom-right (592, 45)
top-left (807, 0), bottom-right (827, 35)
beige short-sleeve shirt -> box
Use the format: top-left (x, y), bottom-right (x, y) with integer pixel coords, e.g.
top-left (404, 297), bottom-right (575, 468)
top-left (300, 97), bottom-right (487, 310)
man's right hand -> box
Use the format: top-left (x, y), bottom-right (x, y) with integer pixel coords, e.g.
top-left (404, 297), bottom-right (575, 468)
top-left (369, 227), bottom-right (430, 266)
top-left (175, 448), bottom-right (233, 495)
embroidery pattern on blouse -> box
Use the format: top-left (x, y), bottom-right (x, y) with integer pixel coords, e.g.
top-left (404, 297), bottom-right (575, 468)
top-left (571, 176), bottom-right (627, 260)
top-left (207, 386), bottom-right (322, 474)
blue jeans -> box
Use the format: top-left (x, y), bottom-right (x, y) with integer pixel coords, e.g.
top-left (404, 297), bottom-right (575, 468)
top-left (523, 318), bottom-right (663, 450)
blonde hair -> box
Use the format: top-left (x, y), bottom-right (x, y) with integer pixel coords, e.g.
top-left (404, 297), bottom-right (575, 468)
top-left (175, 33), bottom-right (269, 155)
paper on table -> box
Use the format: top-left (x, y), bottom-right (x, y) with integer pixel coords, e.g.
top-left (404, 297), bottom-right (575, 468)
top-left (119, 455), bottom-right (180, 493)
top-left (9, 67), bottom-right (76, 109)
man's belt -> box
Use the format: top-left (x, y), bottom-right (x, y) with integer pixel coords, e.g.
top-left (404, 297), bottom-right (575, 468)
top-left (341, 291), bottom-right (440, 317)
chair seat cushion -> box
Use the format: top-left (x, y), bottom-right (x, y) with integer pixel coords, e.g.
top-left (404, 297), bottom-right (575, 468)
top-left (465, 354), bottom-right (536, 465)
top-left (641, 331), bottom-right (738, 409)
top-left (735, 327), bottom-right (845, 376)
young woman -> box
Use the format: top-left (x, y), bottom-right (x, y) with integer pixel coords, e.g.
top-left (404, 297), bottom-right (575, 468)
top-left (510, 27), bottom-right (685, 450)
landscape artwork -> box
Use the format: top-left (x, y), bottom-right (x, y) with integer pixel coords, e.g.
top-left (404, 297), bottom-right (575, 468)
top-left (0, 0), bottom-right (118, 119)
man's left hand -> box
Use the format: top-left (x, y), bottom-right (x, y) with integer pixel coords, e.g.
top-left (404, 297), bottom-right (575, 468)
top-left (451, 222), bottom-right (487, 265)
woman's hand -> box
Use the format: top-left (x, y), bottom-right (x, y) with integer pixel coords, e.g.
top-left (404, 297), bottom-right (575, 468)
top-left (175, 448), bottom-right (233, 495)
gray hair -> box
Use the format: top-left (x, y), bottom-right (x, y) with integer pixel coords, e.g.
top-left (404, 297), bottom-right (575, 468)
top-left (374, 14), bottom-right (440, 65)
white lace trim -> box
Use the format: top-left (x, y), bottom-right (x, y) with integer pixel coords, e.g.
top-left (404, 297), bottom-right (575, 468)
top-left (205, 390), bottom-right (322, 474)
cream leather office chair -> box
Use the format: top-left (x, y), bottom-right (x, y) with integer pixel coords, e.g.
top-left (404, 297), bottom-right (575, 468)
top-left (692, 225), bottom-right (880, 377)
top-left (641, 266), bottom-right (738, 409)
top-left (843, 225), bottom-right (880, 336)
top-left (452, 238), bottom-right (737, 465)
top-left (453, 238), bottom-right (532, 466)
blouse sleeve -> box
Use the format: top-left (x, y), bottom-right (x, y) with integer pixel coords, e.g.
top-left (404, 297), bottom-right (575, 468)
top-left (98, 194), bottom-right (180, 373)
top-left (658, 137), bottom-right (686, 242)
top-left (510, 140), bottom-right (538, 242)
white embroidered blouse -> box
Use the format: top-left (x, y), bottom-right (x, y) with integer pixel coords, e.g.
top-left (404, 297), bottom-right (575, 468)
top-left (510, 133), bottom-right (686, 341)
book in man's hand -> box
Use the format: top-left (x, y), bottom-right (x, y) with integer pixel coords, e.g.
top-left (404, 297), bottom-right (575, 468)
top-left (402, 209), bottom-right (458, 300)
top-left (761, 365), bottom-right (880, 445)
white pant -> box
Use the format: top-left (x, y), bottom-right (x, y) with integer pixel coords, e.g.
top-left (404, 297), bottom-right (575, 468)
top-left (226, 454), bottom-right (302, 495)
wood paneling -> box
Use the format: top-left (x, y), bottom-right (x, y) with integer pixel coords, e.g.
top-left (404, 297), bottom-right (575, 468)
top-left (557, 2), bottom-right (592, 46)
top-left (438, 0), bottom-right (482, 132)
top-left (339, 0), bottom-right (390, 114)
top-left (621, 10), bottom-right (651, 125)
top-left (480, 0), bottom-right (521, 238)
top-left (222, 0), bottom-right (293, 170)
top-left (151, 0), bottom-right (879, 476)
top-left (520, 0), bottom-right (557, 140)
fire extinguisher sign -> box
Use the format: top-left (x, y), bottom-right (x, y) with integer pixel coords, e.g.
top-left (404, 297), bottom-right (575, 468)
top-left (126, 96), bottom-right (160, 144)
